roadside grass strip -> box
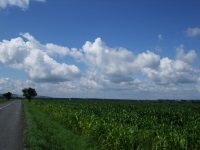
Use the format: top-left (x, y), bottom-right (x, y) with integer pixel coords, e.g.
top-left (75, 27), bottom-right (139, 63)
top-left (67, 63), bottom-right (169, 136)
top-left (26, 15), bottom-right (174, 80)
top-left (23, 100), bottom-right (96, 150)
top-left (0, 99), bottom-right (10, 104)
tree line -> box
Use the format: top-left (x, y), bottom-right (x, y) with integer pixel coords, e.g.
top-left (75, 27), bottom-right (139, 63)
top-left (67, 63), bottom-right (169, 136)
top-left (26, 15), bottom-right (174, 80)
top-left (1, 87), bottom-right (37, 103)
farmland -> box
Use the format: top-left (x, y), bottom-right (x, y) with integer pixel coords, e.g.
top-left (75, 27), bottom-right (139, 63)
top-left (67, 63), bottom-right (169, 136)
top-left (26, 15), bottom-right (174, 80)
top-left (23, 99), bottom-right (200, 149)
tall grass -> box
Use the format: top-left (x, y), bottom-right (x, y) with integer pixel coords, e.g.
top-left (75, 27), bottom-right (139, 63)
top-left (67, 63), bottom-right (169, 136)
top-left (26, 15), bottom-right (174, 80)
top-left (23, 100), bottom-right (96, 150)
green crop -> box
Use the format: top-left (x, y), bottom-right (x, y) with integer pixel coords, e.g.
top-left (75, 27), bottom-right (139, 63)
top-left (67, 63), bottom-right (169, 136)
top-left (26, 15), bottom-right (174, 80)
top-left (31, 99), bottom-right (200, 150)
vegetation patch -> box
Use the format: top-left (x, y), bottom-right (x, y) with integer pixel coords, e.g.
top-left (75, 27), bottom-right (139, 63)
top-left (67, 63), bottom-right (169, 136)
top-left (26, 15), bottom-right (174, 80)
top-left (0, 99), bottom-right (10, 104)
top-left (28, 99), bottom-right (200, 150)
top-left (23, 100), bottom-right (96, 150)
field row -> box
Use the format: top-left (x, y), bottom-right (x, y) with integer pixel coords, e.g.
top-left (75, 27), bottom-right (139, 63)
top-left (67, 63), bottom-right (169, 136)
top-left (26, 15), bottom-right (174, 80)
top-left (27, 99), bottom-right (200, 149)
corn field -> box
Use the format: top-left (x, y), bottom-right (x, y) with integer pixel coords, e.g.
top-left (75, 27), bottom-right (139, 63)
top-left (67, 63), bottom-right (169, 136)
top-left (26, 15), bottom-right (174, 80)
top-left (31, 99), bottom-right (200, 150)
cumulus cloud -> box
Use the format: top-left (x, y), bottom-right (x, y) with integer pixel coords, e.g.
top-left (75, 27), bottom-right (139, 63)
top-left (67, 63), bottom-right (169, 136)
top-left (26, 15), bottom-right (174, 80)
top-left (0, 33), bottom-right (81, 82)
top-left (142, 56), bottom-right (199, 85)
top-left (81, 38), bottom-right (158, 84)
top-left (45, 44), bottom-right (83, 61)
top-left (82, 38), bottom-right (135, 83)
top-left (1, 34), bottom-right (200, 99)
top-left (24, 49), bottom-right (80, 82)
top-left (176, 45), bottom-right (197, 63)
top-left (46, 44), bottom-right (70, 57)
top-left (133, 50), bottom-right (160, 69)
top-left (0, 0), bottom-right (45, 10)
top-left (81, 38), bottom-right (200, 86)
top-left (137, 45), bottom-right (199, 85)
top-left (0, 78), bottom-right (35, 94)
top-left (186, 27), bottom-right (200, 37)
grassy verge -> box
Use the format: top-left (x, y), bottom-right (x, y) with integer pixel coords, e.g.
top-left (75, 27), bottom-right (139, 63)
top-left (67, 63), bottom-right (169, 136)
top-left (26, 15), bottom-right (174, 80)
top-left (0, 99), bottom-right (10, 104)
top-left (23, 100), bottom-right (96, 150)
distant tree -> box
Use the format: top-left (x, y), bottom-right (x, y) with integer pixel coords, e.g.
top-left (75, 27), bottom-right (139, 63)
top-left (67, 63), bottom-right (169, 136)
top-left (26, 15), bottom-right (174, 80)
top-left (22, 87), bottom-right (37, 103)
top-left (3, 92), bottom-right (12, 100)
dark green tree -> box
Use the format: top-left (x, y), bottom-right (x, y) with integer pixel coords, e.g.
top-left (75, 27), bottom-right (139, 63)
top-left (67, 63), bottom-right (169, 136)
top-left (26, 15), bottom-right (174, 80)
top-left (22, 87), bottom-right (37, 103)
top-left (2, 92), bottom-right (12, 100)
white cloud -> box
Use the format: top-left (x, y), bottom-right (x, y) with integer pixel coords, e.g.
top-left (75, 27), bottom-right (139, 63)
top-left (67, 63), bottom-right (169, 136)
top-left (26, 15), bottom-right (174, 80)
top-left (0, 78), bottom-right (35, 94)
top-left (176, 45), bottom-right (197, 63)
top-left (45, 44), bottom-right (83, 61)
top-left (142, 57), bottom-right (199, 85)
top-left (197, 78), bottom-right (200, 92)
top-left (133, 50), bottom-right (160, 69)
top-left (82, 38), bottom-right (166, 85)
top-left (82, 38), bottom-right (136, 83)
top-left (1, 34), bottom-right (200, 99)
top-left (186, 27), bottom-right (200, 37)
top-left (140, 45), bottom-right (199, 85)
top-left (0, 33), bottom-right (81, 82)
top-left (1, 75), bottom-right (199, 100)
top-left (23, 49), bottom-right (80, 82)
top-left (0, 0), bottom-right (45, 10)
top-left (158, 34), bottom-right (163, 40)
top-left (46, 44), bottom-right (70, 57)
top-left (81, 38), bottom-right (200, 86)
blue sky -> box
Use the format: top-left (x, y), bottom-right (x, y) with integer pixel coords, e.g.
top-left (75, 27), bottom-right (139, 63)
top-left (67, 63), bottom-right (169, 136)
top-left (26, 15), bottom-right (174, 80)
top-left (0, 0), bottom-right (200, 99)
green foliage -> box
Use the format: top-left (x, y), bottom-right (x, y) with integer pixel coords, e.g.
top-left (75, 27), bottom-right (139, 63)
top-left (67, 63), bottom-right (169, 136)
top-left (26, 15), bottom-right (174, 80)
top-left (2, 92), bottom-right (12, 100)
top-left (23, 100), bottom-right (96, 150)
top-left (0, 98), bottom-right (10, 103)
top-left (29, 99), bottom-right (200, 149)
top-left (22, 87), bottom-right (37, 102)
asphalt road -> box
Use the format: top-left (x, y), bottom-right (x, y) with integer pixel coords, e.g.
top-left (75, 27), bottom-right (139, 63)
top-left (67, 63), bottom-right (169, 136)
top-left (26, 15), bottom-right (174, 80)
top-left (0, 100), bottom-right (24, 150)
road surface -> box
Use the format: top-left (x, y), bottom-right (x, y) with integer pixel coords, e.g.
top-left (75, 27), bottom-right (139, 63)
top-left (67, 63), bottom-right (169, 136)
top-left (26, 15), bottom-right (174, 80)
top-left (0, 100), bottom-right (24, 150)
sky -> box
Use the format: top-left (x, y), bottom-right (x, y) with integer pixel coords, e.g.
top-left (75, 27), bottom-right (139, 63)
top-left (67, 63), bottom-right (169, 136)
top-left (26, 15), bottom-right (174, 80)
top-left (0, 0), bottom-right (200, 99)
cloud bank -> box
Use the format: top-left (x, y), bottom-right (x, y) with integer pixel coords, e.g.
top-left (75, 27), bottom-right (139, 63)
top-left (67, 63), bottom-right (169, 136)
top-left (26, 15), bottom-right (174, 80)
top-left (0, 0), bottom-right (45, 10)
top-left (0, 33), bottom-right (200, 99)
top-left (0, 33), bottom-right (80, 82)
top-left (81, 38), bottom-right (199, 86)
